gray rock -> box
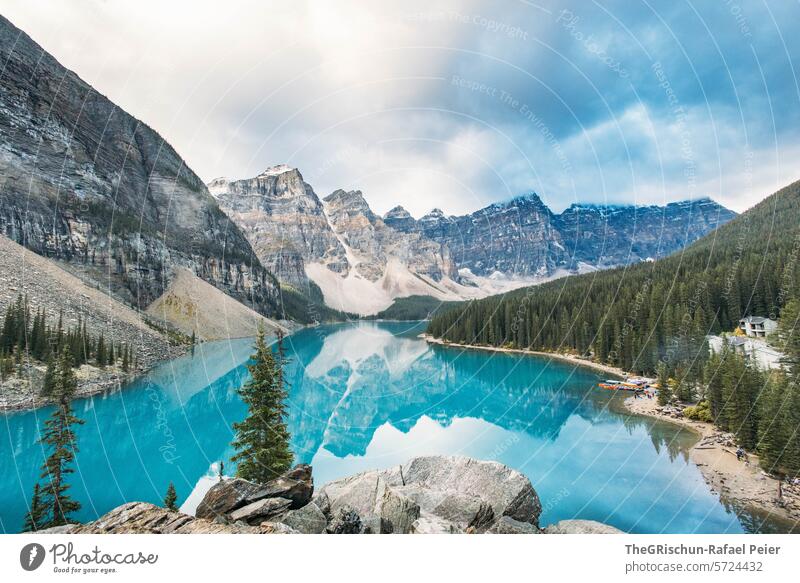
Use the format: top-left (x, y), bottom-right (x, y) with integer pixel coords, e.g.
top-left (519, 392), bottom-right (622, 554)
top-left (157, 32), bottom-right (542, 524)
top-left (36, 524), bottom-right (79, 534)
top-left (259, 521), bottom-right (300, 534)
top-left (316, 456), bottom-right (539, 533)
top-left (544, 520), bottom-right (624, 534)
top-left (326, 506), bottom-right (363, 534)
top-left (196, 465), bottom-right (313, 521)
top-left (195, 478), bottom-right (264, 520)
top-left (278, 502), bottom-right (327, 534)
top-left (375, 481), bottom-right (420, 534)
top-left (467, 502), bottom-right (496, 532)
top-left (228, 497), bottom-right (293, 525)
top-left (313, 472), bottom-right (420, 534)
top-left (410, 512), bottom-right (461, 534)
top-left (393, 485), bottom-right (488, 531)
top-left (315, 471), bottom-right (383, 519)
top-left (393, 455), bottom-right (541, 527)
top-left (249, 464), bottom-right (314, 509)
top-left (69, 503), bottom-right (268, 533)
top-left (487, 516), bottom-right (541, 534)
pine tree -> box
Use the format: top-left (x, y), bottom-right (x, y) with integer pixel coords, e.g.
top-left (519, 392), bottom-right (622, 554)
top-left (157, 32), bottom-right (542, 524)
top-left (38, 347), bottom-right (85, 527)
top-left (22, 483), bottom-right (48, 532)
top-left (163, 482), bottom-right (178, 511)
top-left (95, 334), bottom-right (106, 368)
top-left (776, 299), bottom-right (800, 374)
top-left (757, 371), bottom-right (788, 473)
top-left (656, 362), bottom-right (672, 406)
top-left (231, 327), bottom-right (293, 483)
top-left (40, 355), bottom-right (56, 397)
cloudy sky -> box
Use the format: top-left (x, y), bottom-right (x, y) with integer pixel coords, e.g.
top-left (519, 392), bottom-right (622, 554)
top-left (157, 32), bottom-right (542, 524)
top-left (3, 0), bottom-right (800, 216)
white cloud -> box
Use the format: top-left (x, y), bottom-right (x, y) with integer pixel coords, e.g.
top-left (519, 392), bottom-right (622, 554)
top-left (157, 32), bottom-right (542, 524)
top-left (3, 0), bottom-right (798, 216)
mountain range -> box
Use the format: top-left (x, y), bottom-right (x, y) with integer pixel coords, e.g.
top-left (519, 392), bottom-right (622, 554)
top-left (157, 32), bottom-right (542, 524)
top-left (0, 12), bottom-right (736, 327)
top-left (210, 165), bottom-right (735, 314)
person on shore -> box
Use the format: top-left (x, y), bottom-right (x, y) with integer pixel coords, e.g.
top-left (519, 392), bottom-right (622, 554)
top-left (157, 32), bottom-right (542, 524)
top-left (736, 447), bottom-right (745, 461)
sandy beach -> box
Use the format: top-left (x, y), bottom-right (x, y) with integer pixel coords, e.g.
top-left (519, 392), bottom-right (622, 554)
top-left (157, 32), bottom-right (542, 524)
top-left (423, 334), bottom-right (800, 530)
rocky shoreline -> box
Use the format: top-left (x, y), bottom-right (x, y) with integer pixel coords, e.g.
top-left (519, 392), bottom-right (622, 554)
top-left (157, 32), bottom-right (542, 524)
top-left (40, 456), bottom-right (622, 534)
top-left (0, 346), bottom-right (187, 413)
top-left (624, 396), bottom-right (800, 528)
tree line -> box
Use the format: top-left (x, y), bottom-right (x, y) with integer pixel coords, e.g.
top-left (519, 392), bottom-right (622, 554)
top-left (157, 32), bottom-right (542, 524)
top-left (0, 294), bottom-right (137, 384)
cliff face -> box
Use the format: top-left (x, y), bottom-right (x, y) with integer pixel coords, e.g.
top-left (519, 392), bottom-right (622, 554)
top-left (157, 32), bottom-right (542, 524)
top-left (553, 198), bottom-right (737, 267)
top-left (415, 194), bottom-right (567, 277)
top-left (212, 167), bottom-right (459, 314)
top-left (0, 15), bottom-right (278, 314)
top-left (323, 189), bottom-right (457, 283)
top-left (389, 195), bottom-right (735, 278)
top-left (211, 166), bottom-right (348, 286)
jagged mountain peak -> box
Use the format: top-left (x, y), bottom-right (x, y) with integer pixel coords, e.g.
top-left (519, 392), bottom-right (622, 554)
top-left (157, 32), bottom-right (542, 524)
top-left (258, 163), bottom-right (296, 177)
top-left (323, 189), bottom-right (375, 218)
top-left (384, 205), bottom-right (412, 219)
top-left (383, 205), bottom-right (418, 233)
top-left (420, 208), bottom-right (449, 222)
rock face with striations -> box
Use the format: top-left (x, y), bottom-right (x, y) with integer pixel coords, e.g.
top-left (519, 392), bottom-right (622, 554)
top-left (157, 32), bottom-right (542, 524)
top-left (415, 195), bottom-right (568, 278)
top-left (553, 198), bottom-right (736, 267)
top-left (210, 166), bottom-right (348, 286)
top-left (323, 189), bottom-right (457, 284)
top-left (0, 15), bottom-right (278, 314)
top-left (312, 455), bottom-right (541, 533)
top-left (195, 464), bottom-right (314, 521)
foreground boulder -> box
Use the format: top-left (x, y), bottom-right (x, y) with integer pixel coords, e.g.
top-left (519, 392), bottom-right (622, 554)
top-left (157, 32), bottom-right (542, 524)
top-left (66, 503), bottom-right (292, 534)
top-left (313, 455), bottom-right (541, 533)
top-left (326, 506), bottom-right (363, 534)
top-left (544, 520), bottom-right (624, 534)
top-left (228, 497), bottom-right (293, 525)
top-left (195, 478), bottom-right (264, 520)
top-left (279, 502), bottom-right (327, 534)
top-left (487, 516), bottom-right (541, 534)
top-left (250, 464), bottom-right (314, 509)
top-left (195, 464), bottom-right (313, 521)
top-left (54, 457), bottom-right (623, 534)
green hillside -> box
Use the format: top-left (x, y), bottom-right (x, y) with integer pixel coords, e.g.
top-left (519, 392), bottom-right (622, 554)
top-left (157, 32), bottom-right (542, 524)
top-left (368, 295), bottom-right (463, 321)
top-left (428, 180), bottom-right (800, 375)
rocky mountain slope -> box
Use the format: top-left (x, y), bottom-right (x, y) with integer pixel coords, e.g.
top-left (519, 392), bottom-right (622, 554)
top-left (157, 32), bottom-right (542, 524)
top-left (145, 268), bottom-right (287, 341)
top-left (0, 233), bottom-right (178, 410)
top-left (390, 194), bottom-right (736, 276)
top-left (212, 167), bottom-right (472, 315)
top-left (209, 165), bottom-right (348, 286)
top-left (0, 15), bottom-right (278, 316)
top-left (553, 197), bottom-right (736, 267)
top-left (213, 163), bottom-right (735, 315)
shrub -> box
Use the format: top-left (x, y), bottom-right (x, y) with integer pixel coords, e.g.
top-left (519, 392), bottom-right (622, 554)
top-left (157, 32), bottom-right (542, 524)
top-left (683, 400), bottom-right (713, 422)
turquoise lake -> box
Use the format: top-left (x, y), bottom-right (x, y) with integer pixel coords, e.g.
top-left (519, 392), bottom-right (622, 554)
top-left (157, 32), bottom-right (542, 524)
top-left (0, 321), bottom-right (782, 533)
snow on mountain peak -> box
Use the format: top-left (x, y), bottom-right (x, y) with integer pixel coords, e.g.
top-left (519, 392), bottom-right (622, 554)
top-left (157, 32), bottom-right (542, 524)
top-left (259, 164), bottom-right (295, 177)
